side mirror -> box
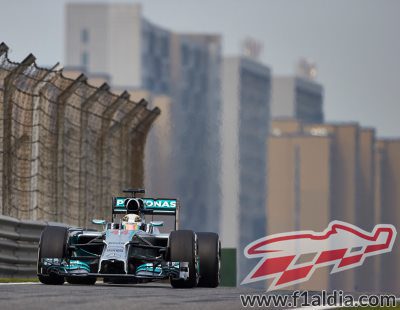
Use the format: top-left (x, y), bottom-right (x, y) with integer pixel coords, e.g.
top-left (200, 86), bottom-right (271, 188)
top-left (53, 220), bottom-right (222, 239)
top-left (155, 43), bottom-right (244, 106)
top-left (92, 219), bottom-right (106, 225)
top-left (150, 221), bottom-right (164, 227)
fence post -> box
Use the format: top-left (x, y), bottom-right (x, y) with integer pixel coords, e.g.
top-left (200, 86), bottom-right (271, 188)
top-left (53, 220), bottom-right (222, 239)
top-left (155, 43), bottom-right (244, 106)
top-left (78, 83), bottom-right (110, 227)
top-left (2, 54), bottom-right (35, 218)
top-left (30, 65), bottom-right (59, 221)
top-left (55, 74), bottom-right (87, 224)
top-left (0, 42), bottom-right (8, 216)
top-left (99, 91), bottom-right (130, 218)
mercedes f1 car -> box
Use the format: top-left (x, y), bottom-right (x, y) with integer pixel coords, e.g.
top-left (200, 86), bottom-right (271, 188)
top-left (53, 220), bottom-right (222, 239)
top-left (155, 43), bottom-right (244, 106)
top-left (37, 189), bottom-right (220, 288)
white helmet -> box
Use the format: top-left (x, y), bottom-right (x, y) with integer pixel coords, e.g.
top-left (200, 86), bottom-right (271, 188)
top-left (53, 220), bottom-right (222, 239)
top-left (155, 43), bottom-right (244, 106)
top-left (122, 214), bottom-right (142, 230)
top-left (122, 214), bottom-right (141, 224)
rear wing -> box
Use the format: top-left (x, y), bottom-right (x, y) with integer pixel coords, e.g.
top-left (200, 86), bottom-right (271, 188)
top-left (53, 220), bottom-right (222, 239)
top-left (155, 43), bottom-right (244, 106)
top-left (112, 197), bottom-right (180, 230)
top-left (112, 197), bottom-right (178, 215)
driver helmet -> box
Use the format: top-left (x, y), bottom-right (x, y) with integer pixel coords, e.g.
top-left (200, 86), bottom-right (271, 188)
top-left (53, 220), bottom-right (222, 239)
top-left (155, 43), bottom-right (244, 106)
top-left (122, 214), bottom-right (142, 230)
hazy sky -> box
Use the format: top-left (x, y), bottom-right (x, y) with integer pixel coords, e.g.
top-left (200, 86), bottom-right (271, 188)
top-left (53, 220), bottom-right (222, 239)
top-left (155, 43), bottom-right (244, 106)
top-left (0, 0), bottom-right (399, 137)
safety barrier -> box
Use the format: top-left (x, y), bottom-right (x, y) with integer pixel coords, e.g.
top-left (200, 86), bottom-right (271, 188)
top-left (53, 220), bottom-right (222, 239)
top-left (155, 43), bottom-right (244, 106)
top-left (0, 214), bottom-right (65, 277)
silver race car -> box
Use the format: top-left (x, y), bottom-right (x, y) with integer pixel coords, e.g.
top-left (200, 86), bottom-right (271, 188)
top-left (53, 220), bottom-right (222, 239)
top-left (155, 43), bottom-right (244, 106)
top-left (37, 189), bottom-right (220, 288)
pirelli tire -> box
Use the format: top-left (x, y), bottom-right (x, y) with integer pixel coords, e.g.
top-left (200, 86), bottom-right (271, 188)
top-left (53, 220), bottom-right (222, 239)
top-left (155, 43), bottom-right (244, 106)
top-left (37, 226), bottom-right (68, 285)
top-left (169, 230), bottom-right (199, 288)
top-left (197, 232), bottom-right (221, 287)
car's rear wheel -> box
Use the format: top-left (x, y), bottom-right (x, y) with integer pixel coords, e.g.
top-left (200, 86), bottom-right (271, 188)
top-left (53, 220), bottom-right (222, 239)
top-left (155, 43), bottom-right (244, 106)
top-left (197, 232), bottom-right (221, 287)
top-left (66, 277), bottom-right (96, 285)
top-left (169, 230), bottom-right (198, 288)
top-left (37, 226), bottom-right (68, 285)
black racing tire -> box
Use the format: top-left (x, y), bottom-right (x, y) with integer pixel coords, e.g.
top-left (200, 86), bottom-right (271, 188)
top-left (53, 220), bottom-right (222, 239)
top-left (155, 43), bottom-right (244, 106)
top-left (37, 226), bottom-right (68, 285)
top-left (169, 230), bottom-right (198, 288)
top-left (66, 277), bottom-right (97, 285)
top-left (197, 232), bottom-right (221, 288)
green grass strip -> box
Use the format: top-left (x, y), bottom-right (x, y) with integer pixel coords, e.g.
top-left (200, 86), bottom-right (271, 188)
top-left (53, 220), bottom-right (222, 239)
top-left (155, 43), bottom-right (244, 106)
top-left (0, 277), bottom-right (39, 283)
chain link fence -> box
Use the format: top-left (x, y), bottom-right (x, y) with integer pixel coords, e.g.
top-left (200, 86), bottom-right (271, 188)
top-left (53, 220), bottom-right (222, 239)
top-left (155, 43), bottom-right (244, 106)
top-left (0, 43), bottom-right (160, 226)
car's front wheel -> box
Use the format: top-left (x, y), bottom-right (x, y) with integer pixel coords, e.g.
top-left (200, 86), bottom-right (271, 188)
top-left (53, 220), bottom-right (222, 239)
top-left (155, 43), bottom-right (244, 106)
top-left (169, 230), bottom-right (198, 288)
top-left (37, 226), bottom-right (68, 285)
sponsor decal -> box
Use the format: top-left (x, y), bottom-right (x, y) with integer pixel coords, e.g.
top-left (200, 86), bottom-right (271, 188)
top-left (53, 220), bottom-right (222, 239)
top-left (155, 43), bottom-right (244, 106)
top-left (143, 199), bottom-right (176, 209)
top-left (114, 198), bottom-right (177, 210)
top-left (242, 221), bottom-right (396, 291)
top-left (116, 198), bottom-right (125, 207)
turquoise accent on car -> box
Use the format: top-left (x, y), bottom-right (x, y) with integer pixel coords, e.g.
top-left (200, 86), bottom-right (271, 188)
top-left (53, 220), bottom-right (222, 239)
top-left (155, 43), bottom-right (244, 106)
top-left (136, 263), bottom-right (162, 274)
top-left (114, 197), bottom-right (127, 212)
top-left (92, 219), bottom-right (106, 225)
top-left (115, 198), bottom-right (125, 207)
top-left (149, 221), bottom-right (164, 227)
top-left (42, 258), bottom-right (91, 273)
top-left (64, 260), bottom-right (91, 272)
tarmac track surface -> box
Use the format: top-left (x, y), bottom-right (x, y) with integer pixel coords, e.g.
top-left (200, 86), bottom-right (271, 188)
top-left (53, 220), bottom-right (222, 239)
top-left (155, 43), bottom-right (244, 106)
top-left (0, 282), bottom-right (266, 310)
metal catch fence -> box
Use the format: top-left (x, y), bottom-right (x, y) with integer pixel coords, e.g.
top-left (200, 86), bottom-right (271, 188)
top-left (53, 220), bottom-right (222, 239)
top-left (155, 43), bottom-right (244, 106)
top-left (0, 42), bottom-right (160, 226)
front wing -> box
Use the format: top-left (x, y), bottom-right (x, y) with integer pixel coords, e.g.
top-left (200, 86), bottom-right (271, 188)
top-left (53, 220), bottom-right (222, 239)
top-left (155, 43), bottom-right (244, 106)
top-left (38, 258), bottom-right (189, 281)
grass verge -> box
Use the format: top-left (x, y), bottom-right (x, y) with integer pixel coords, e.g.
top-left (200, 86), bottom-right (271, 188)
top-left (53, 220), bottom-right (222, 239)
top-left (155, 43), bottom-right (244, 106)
top-left (0, 277), bottom-right (39, 283)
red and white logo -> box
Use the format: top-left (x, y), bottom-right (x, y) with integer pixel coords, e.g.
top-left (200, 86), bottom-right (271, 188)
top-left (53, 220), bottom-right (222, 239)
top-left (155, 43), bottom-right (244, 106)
top-left (242, 221), bottom-right (396, 291)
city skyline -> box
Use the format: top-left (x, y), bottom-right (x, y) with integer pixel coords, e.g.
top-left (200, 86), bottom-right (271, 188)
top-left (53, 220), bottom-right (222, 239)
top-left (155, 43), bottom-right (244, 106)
top-left (0, 0), bottom-right (399, 137)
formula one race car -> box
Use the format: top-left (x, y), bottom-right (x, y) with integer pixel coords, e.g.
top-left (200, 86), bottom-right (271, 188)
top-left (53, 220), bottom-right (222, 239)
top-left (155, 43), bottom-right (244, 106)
top-left (37, 189), bottom-right (220, 288)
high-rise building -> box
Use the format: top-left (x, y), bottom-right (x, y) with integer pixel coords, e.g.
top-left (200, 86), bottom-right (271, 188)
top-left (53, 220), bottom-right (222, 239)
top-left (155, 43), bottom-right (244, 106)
top-left (221, 56), bottom-right (271, 285)
top-left (356, 128), bottom-right (377, 292)
top-left (375, 139), bottom-right (400, 293)
top-left (268, 127), bottom-right (332, 291)
top-left (269, 119), bottom-right (387, 292)
top-left (65, 3), bottom-right (170, 93)
top-left (303, 122), bottom-right (360, 291)
top-left (65, 3), bottom-right (222, 234)
top-left (271, 76), bottom-right (324, 123)
top-left (169, 33), bottom-right (222, 232)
